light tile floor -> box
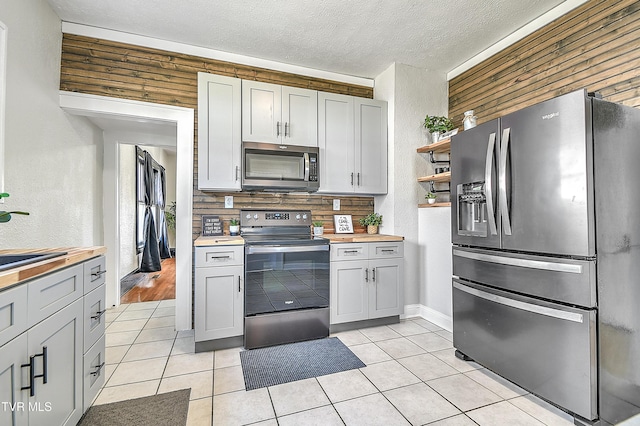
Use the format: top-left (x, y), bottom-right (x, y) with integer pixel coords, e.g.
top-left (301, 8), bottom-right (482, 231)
top-left (98, 301), bottom-right (576, 426)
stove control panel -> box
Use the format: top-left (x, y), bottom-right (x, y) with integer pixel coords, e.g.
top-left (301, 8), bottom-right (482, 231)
top-left (241, 210), bottom-right (313, 227)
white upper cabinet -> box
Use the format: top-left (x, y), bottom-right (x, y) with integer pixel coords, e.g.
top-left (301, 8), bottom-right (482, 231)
top-left (319, 93), bottom-right (388, 194)
top-left (197, 72), bottom-right (242, 191)
top-left (242, 80), bottom-right (318, 147)
top-left (356, 98), bottom-right (388, 194)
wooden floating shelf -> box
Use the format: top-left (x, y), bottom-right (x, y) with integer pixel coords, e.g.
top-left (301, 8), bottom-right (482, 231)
top-left (416, 138), bottom-right (451, 154)
top-left (418, 202), bottom-right (452, 208)
top-left (417, 171), bottom-right (451, 183)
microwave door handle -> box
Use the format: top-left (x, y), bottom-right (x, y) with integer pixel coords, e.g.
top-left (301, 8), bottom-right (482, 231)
top-left (304, 153), bottom-right (310, 181)
top-left (485, 132), bottom-right (497, 235)
top-left (499, 127), bottom-right (512, 235)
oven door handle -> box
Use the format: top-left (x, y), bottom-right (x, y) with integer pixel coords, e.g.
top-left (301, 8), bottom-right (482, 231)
top-left (246, 245), bottom-right (329, 254)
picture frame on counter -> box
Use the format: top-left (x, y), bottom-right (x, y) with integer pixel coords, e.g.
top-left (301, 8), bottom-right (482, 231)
top-left (201, 215), bottom-right (223, 236)
top-left (334, 215), bottom-right (354, 233)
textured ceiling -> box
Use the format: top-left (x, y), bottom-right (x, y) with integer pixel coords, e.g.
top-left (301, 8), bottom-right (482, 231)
top-left (47, 0), bottom-right (568, 79)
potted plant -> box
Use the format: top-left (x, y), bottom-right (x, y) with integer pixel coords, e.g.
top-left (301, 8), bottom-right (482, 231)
top-left (359, 212), bottom-right (383, 234)
top-left (425, 192), bottom-right (437, 205)
top-left (229, 218), bottom-right (240, 236)
top-left (312, 221), bottom-right (324, 236)
top-left (0, 193), bottom-right (29, 223)
top-left (424, 115), bottom-right (454, 143)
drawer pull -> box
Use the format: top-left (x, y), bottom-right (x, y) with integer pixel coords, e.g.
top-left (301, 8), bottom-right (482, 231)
top-left (91, 270), bottom-right (107, 278)
top-left (381, 249), bottom-right (396, 253)
top-left (91, 310), bottom-right (106, 321)
top-left (343, 250), bottom-right (359, 254)
top-left (91, 362), bottom-right (105, 377)
top-left (210, 255), bottom-right (231, 259)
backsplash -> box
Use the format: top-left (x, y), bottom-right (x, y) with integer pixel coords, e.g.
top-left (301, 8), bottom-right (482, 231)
top-left (193, 191), bottom-right (374, 239)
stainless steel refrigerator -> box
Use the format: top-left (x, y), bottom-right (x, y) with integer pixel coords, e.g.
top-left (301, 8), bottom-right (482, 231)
top-left (451, 89), bottom-right (640, 425)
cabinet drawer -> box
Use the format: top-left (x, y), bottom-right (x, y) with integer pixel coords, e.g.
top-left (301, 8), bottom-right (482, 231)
top-left (369, 242), bottom-right (404, 259)
top-left (330, 243), bottom-right (369, 261)
top-left (28, 264), bottom-right (83, 328)
top-left (195, 246), bottom-right (244, 267)
top-left (84, 256), bottom-right (106, 294)
top-left (83, 335), bottom-right (106, 412)
top-left (84, 284), bottom-right (106, 352)
top-left (0, 284), bottom-right (28, 347)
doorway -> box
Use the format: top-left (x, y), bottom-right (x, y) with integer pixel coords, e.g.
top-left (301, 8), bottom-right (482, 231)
top-left (59, 91), bottom-right (194, 331)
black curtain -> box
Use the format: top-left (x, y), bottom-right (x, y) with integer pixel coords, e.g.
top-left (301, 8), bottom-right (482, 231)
top-left (157, 167), bottom-right (171, 259)
top-left (140, 151), bottom-right (161, 272)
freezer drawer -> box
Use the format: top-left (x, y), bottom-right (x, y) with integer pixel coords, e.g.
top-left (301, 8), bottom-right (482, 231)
top-left (453, 279), bottom-right (597, 421)
top-left (452, 247), bottom-right (596, 308)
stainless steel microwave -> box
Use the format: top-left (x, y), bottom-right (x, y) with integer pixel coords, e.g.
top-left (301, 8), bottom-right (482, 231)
top-left (242, 142), bottom-right (319, 192)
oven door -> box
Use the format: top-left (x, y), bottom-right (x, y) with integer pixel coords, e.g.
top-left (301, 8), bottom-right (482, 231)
top-left (245, 244), bottom-right (330, 316)
top-left (242, 142), bottom-right (319, 191)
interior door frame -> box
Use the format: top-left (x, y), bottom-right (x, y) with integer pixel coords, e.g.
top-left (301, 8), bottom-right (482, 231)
top-left (59, 91), bottom-right (194, 331)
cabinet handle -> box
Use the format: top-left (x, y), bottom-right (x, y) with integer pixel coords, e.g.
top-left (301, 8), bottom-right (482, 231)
top-left (91, 309), bottom-right (106, 321)
top-left (35, 346), bottom-right (48, 386)
top-left (372, 268), bottom-right (376, 282)
top-left (277, 121), bottom-right (281, 137)
top-left (21, 357), bottom-right (35, 396)
top-left (381, 249), bottom-right (395, 253)
top-left (357, 173), bottom-right (360, 186)
top-left (284, 122), bottom-right (289, 137)
top-left (365, 268), bottom-right (369, 282)
top-left (238, 276), bottom-right (242, 292)
top-left (91, 270), bottom-right (107, 278)
top-left (235, 165), bottom-right (239, 181)
top-left (210, 255), bottom-right (231, 259)
top-left (91, 362), bottom-right (106, 377)
top-left (343, 250), bottom-right (359, 254)
top-left (351, 173), bottom-right (354, 186)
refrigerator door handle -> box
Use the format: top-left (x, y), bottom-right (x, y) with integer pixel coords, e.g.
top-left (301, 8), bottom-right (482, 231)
top-left (452, 248), bottom-right (583, 273)
top-left (453, 281), bottom-right (584, 323)
top-left (485, 132), bottom-right (498, 235)
top-left (499, 127), bottom-right (512, 235)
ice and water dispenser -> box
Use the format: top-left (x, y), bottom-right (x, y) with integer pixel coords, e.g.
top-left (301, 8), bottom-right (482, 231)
top-left (456, 182), bottom-right (488, 237)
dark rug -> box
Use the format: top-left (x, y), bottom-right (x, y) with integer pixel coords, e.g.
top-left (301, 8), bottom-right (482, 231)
top-left (240, 337), bottom-right (366, 391)
top-left (78, 389), bottom-right (190, 426)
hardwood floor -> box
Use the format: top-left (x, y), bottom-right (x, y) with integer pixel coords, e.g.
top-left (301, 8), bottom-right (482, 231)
top-left (120, 257), bottom-right (175, 304)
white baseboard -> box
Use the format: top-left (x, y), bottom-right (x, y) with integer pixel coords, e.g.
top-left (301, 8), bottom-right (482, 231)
top-left (403, 304), bottom-right (452, 332)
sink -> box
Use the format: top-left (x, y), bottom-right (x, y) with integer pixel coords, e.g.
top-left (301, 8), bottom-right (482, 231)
top-left (0, 252), bottom-right (68, 272)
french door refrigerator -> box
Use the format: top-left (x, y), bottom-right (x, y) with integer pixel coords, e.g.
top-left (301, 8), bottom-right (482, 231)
top-left (451, 88), bottom-right (640, 425)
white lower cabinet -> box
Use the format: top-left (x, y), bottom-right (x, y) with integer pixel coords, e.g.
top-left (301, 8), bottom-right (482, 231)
top-left (195, 246), bottom-right (244, 343)
top-left (0, 255), bottom-right (106, 426)
top-left (330, 242), bottom-right (404, 324)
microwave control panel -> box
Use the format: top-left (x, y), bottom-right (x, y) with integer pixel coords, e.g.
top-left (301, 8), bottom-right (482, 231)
top-left (309, 155), bottom-right (318, 181)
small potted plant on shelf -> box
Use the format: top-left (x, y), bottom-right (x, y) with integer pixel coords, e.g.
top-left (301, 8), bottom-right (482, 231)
top-left (425, 192), bottom-right (437, 205)
top-left (312, 221), bottom-right (324, 236)
top-left (229, 218), bottom-right (240, 236)
top-left (359, 212), bottom-right (383, 234)
top-left (424, 115), bottom-right (455, 143)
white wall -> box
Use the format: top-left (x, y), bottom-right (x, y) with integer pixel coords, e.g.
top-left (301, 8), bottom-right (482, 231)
top-left (0, 0), bottom-right (103, 248)
top-left (374, 63), bottom-right (448, 308)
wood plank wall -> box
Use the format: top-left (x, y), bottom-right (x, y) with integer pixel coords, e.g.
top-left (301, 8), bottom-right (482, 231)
top-left (449, 0), bottom-right (640, 125)
top-left (59, 34), bottom-right (375, 239)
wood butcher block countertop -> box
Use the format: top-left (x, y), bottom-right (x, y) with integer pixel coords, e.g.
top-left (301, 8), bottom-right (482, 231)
top-left (194, 236), bottom-right (245, 246)
top-left (324, 234), bottom-right (404, 243)
top-left (0, 247), bottom-right (106, 291)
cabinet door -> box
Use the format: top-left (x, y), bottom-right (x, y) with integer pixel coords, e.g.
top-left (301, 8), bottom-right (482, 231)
top-left (330, 260), bottom-right (368, 324)
top-left (0, 333), bottom-right (28, 426)
top-left (28, 299), bottom-right (83, 426)
top-left (318, 92), bottom-right (355, 193)
top-left (242, 80), bottom-right (282, 143)
top-left (282, 86), bottom-right (317, 147)
top-left (369, 258), bottom-right (403, 319)
top-left (355, 98), bottom-right (388, 194)
top-left (197, 72), bottom-right (242, 191)
top-left (195, 265), bottom-right (244, 342)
